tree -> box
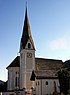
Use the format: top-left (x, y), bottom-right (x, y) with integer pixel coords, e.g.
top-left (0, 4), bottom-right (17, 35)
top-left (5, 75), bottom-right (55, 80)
top-left (58, 68), bottom-right (70, 95)
top-left (0, 82), bottom-right (7, 91)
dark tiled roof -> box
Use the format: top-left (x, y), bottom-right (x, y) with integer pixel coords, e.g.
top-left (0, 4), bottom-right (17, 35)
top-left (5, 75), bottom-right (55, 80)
top-left (35, 70), bottom-right (58, 79)
top-left (35, 58), bottom-right (64, 78)
top-left (6, 56), bottom-right (64, 78)
top-left (35, 58), bottom-right (64, 71)
top-left (6, 56), bottom-right (20, 69)
top-left (20, 7), bottom-right (35, 50)
top-left (7, 56), bottom-right (64, 71)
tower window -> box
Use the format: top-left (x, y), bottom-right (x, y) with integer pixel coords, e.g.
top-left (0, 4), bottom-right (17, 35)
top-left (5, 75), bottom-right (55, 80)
top-left (28, 43), bottom-right (31, 48)
top-left (46, 81), bottom-right (48, 85)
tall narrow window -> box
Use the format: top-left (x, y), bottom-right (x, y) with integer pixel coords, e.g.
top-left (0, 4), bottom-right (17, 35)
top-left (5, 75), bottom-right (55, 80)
top-left (28, 43), bottom-right (31, 48)
top-left (15, 77), bottom-right (17, 87)
top-left (36, 82), bottom-right (37, 86)
top-left (15, 72), bottom-right (19, 88)
top-left (38, 81), bottom-right (39, 85)
top-left (54, 81), bottom-right (56, 92)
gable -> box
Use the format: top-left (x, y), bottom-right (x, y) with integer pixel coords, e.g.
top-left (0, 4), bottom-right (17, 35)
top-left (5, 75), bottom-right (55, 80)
top-left (6, 56), bottom-right (20, 69)
top-left (25, 39), bottom-right (35, 49)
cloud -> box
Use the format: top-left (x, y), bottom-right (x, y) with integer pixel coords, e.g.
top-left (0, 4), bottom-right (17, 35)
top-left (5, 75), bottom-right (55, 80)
top-left (49, 37), bottom-right (68, 51)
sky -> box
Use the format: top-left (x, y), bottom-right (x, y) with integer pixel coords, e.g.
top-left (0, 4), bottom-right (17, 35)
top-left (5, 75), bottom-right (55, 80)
top-left (0, 0), bottom-right (70, 81)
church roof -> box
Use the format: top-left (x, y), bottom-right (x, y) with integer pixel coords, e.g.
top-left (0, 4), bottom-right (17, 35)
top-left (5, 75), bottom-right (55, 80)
top-left (35, 58), bottom-right (64, 71)
top-left (34, 70), bottom-right (58, 79)
top-left (6, 56), bottom-right (20, 69)
top-left (35, 58), bottom-right (64, 78)
top-left (20, 6), bottom-right (35, 50)
top-left (6, 56), bottom-right (64, 78)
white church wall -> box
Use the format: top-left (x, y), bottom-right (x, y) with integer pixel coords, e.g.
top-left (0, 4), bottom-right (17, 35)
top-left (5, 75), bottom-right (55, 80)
top-left (35, 79), bottom-right (60, 95)
top-left (7, 67), bottom-right (19, 90)
top-left (42, 79), bottom-right (60, 95)
top-left (26, 50), bottom-right (35, 70)
top-left (20, 49), bottom-right (27, 89)
top-left (35, 79), bottom-right (41, 95)
top-left (20, 42), bottom-right (35, 90)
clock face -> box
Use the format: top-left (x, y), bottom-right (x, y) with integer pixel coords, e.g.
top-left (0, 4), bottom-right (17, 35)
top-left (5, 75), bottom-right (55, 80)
top-left (27, 52), bottom-right (32, 58)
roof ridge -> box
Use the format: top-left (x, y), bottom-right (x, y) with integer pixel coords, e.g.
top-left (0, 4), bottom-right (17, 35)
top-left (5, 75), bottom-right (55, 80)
top-left (35, 57), bottom-right (63, 61)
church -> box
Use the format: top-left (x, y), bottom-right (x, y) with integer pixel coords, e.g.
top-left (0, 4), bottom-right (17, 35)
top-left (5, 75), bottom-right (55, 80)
top-left (2, 4), bottom-right (64, 95)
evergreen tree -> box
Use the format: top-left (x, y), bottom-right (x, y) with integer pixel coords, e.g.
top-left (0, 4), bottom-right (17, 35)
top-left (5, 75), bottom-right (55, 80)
top-left (58, 68), bottom-right (70, 95)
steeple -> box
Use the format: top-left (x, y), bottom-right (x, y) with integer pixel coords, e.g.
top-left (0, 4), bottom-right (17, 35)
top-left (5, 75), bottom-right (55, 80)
top-left (20, 4), bottom-right (35, 51)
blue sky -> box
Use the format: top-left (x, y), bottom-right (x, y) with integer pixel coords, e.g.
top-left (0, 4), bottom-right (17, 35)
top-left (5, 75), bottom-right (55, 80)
top-left (0, 0), bottom-right (70, 81)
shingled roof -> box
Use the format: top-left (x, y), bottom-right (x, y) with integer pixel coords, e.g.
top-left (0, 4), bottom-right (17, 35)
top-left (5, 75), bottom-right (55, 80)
top-left (35, 58), bottom-right (64, 78)
top-left (35, 58), bottom-right (64, 71)
top-left (6, 56), bottom-right (64, 78)
top-left (34, 70), bottom-right (58, 79)
top-left (6, 56), bottom-right (20, 69)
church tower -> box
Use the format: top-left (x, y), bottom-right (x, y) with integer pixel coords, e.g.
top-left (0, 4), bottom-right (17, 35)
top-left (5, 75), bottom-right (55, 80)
top-left (19, 5), bottom-right (35, 93)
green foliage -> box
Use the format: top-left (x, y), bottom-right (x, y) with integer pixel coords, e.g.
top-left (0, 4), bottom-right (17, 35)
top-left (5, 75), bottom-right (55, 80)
top-left (0, 82), bottom-right (7, 91)
top-left (58, 68), bottom-right (70, 95)
top-left (67, 89), bottom-right (70, 95)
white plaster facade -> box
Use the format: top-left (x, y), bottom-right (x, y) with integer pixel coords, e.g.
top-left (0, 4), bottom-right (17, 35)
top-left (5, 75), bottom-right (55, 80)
top-left (20, 41), bottom-right (35, 91)
top-left (35, 79), bottom-right (60, 95)
top-left (7, 67), bottom-right (19, 90)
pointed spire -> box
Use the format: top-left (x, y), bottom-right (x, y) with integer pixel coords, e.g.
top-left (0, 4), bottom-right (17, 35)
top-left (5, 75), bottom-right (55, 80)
top-left (20, 2), bottom-right (35, 51)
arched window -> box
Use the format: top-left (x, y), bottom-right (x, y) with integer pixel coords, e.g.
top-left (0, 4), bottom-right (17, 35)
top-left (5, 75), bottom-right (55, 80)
top-left (46, 81), bottom-right (48, 85)
top-left (28, 43), bottom-right (31, 48)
